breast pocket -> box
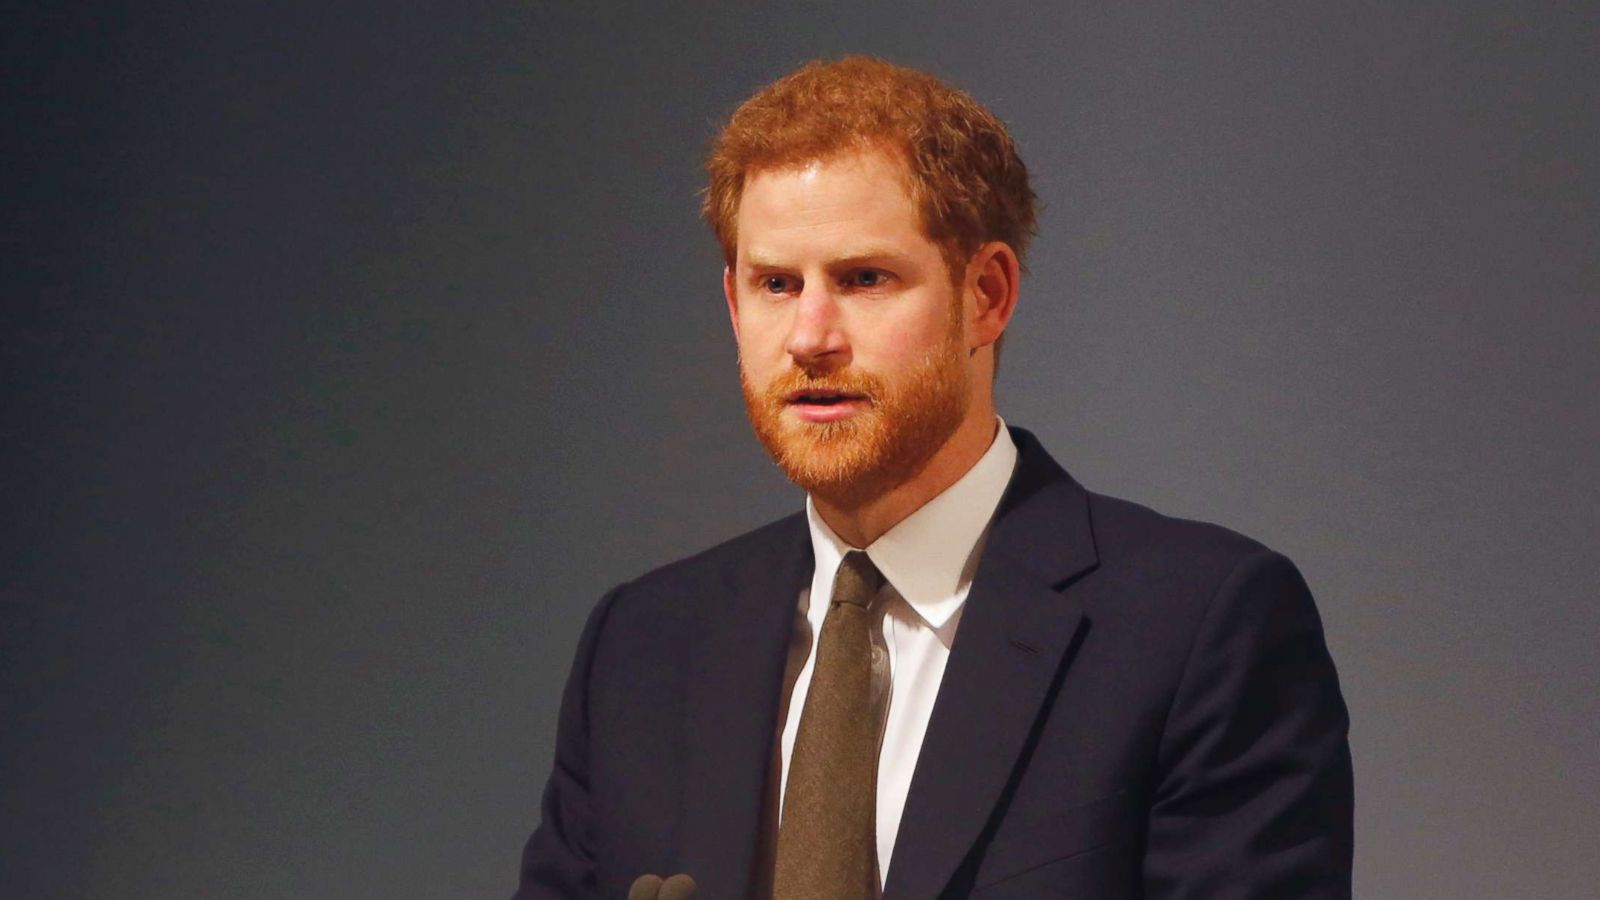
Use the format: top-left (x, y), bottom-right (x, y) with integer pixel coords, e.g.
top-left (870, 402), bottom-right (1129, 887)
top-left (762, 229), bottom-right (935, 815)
top-left (970, 790), bottom-right (1140, 894)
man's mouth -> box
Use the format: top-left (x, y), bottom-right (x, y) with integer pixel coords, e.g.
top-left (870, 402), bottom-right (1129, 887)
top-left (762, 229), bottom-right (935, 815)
top-left (784, 388), bottom-right (871, 423)
top-left (785, 389), bottom-right (868, 406)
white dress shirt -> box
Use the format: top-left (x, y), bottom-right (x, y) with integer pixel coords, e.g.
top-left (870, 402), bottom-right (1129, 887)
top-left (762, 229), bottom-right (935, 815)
top-left (777, 419), bottom-right (1019, 888)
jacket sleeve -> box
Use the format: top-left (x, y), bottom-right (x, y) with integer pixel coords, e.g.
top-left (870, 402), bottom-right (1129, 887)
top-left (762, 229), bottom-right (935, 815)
top-left (1144, 549), bottom-right (1355, 899)
top-left (513, 585), bottom-right (623, 900)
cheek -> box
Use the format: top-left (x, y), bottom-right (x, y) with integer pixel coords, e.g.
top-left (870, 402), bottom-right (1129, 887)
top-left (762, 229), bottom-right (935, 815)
top-left (734, 314), bottom-right (786, 368)
top-left (869, 303), bottom-right (959, 361)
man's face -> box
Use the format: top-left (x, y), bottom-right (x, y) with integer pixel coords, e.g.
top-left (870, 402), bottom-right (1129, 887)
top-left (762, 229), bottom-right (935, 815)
top-left (725, 149), bottom-right (976, 506)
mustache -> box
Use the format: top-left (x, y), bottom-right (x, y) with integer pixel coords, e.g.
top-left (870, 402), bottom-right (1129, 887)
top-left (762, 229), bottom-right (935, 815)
top-left (761, 367), bottom-right (883, 402)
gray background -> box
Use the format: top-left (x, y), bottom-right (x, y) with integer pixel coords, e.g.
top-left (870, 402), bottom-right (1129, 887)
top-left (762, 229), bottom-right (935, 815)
top-left (4, 2), bottom-right (1596, 898)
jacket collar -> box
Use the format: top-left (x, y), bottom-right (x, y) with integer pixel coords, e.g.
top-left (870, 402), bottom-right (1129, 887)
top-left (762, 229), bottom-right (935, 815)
top-left (882, 426), bottom-right (1100, 899)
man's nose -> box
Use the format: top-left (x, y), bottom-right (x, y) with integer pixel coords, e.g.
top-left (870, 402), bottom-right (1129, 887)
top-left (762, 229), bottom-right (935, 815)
top-left (785, 285), bottom-right (849, 369)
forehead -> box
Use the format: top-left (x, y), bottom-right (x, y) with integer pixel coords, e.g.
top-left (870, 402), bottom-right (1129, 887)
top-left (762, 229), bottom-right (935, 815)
top-left (734, 150), bottom-right (932, 263)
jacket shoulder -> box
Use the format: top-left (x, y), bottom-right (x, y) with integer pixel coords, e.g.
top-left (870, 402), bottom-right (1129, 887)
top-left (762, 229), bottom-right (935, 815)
top-left (609, 512), bottom-right (808, 605)
top-left (1005, 426), bottom-right (1281, 586)
top-left (1075, 489), bottom-right (1307, 624)
top-left (1084, 490), bottom-right (1273, 570)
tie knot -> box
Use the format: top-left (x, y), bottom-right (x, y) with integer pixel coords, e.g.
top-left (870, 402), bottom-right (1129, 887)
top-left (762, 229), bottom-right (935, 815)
top-left (832, 550), bottom-right (885, 609)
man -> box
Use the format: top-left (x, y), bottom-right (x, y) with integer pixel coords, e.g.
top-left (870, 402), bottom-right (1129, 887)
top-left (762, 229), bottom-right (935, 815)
top-left (516, 57), bottom-right (1353, 899)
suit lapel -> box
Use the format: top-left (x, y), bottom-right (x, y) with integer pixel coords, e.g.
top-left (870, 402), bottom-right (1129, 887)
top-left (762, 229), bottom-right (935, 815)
top-left (678, 515), bottom-right (811, 899)
top-left (884, 429), bottom-right (1100, 900)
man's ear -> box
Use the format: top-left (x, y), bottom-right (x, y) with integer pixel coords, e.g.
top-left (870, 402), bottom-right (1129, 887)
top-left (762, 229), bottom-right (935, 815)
top-left (967, 241), bottom-right (1020, 349)
top-left (723, 265), bottom-right (741, 341)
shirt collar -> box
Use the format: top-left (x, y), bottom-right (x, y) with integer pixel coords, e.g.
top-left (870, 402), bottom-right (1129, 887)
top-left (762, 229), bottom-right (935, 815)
top-left (805, 418), bottom-right (1019, 629)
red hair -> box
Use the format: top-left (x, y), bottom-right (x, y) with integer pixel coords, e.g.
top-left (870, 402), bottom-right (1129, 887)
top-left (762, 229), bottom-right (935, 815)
top-left (704, 56), bottom-right (1037, 278)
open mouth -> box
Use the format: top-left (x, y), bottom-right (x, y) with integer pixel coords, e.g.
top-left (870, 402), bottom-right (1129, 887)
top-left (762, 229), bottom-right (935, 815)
top-left (786, 389), bottom-right (868, 406)
top-left (783, 388), bottom-right (871, 422)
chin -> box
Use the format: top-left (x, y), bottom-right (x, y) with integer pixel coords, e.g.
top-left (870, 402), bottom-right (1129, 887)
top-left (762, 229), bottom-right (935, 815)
top-left (766, 409), bottom-right (960, 507)
top-left (767, 417), bottom-right (881, 489)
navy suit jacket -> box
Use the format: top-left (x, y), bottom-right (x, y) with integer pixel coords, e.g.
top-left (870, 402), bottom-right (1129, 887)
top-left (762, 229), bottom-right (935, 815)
top-left (516, 427), bottom-right (1353, 898)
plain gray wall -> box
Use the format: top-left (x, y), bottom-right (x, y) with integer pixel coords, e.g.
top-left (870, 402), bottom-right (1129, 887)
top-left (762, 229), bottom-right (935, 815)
top-left (4, 2), bottom-right (1596, 897)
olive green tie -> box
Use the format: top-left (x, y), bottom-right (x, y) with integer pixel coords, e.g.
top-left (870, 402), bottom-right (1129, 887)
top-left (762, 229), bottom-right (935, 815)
top-left (773, 550), bottom-right (886, 899)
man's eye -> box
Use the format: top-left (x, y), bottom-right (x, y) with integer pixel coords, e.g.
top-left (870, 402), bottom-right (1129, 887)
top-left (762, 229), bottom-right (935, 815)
top-left (762, 275), bottom-right (796, 294)
top-left (847, 269), bottom-right (890, 288)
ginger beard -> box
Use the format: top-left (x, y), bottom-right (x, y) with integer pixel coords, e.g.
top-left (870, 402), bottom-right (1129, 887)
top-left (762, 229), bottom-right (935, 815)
top-left (740, 300), bottom-right (971, 508)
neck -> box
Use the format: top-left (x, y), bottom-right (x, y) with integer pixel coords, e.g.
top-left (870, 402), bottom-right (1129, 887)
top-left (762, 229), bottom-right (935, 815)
top-left (812, 410), bottom-right (999, 548)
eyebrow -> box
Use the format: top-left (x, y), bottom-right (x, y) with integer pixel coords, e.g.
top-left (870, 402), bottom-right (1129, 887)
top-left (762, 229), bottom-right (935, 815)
top-left (740, 247), bottom-right (914, 271)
